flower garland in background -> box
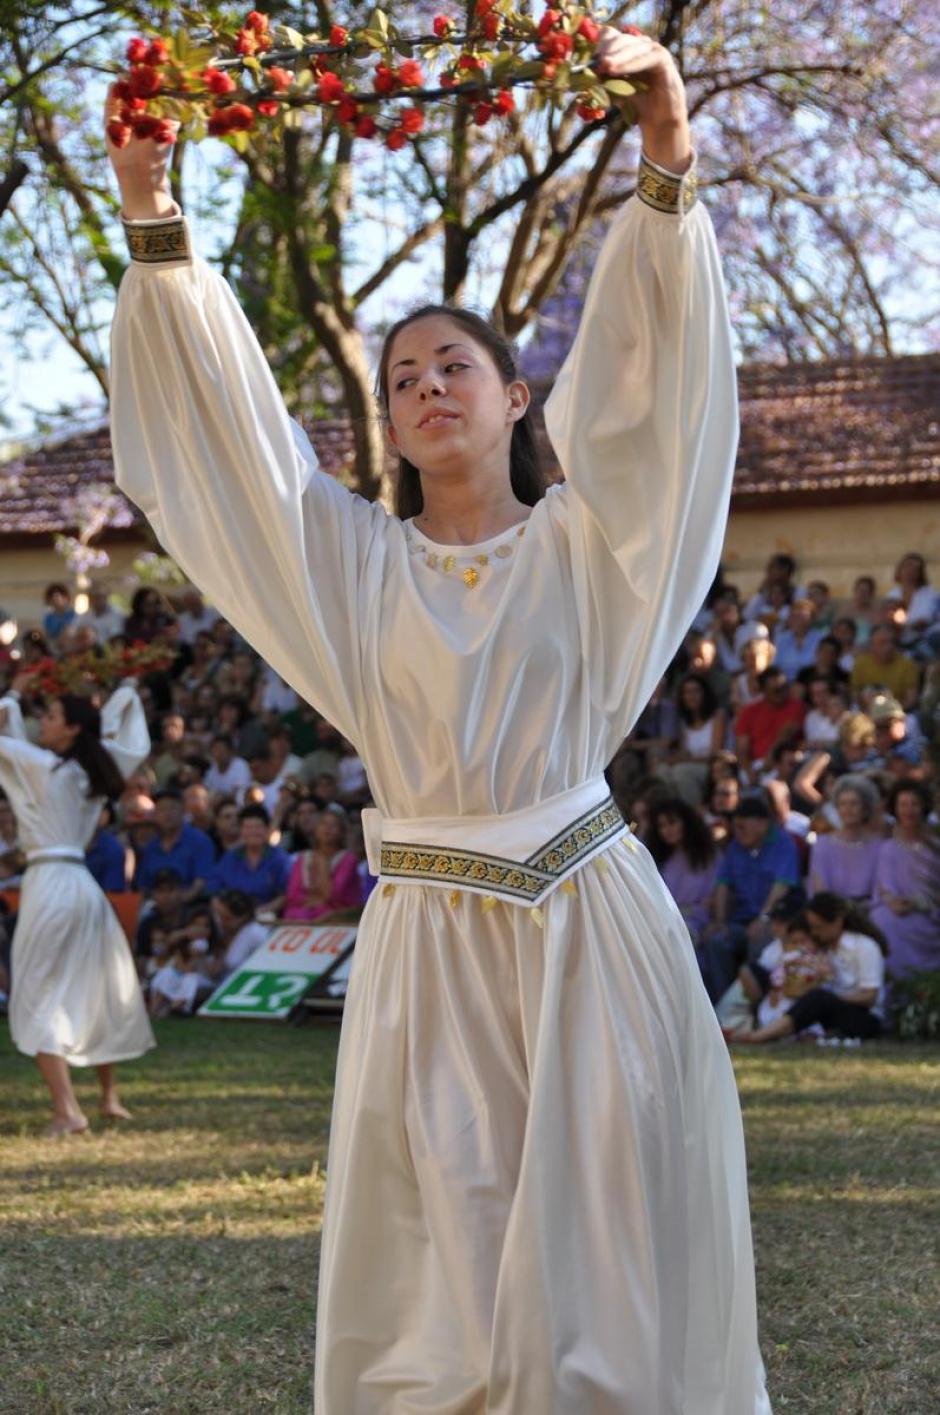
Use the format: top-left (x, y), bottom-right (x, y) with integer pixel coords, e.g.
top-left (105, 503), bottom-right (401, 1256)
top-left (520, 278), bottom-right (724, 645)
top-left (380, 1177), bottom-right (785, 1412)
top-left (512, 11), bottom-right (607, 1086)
top-left (22, 643), bottom-right (177, 700)
top-left (107, 4), bottom-right (645, 153)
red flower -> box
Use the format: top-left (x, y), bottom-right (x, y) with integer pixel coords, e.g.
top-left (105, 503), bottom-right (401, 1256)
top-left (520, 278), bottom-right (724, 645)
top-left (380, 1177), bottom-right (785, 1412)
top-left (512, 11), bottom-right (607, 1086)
top-left (257, 99), bottom-right (279, 116)
top-left (440, 73), bottom-right (459, 88)
top-left (538, 9), bottom-right (561, 37)
top-left (482, 13), bottom-right (501, 40)
top-left (126, 37), bottom-right (149, 64)
top-left (107, 120), bottom-right (132, 148)
top-left (153, 120), bottom-right (177, 144)
top-left (128, 65), bottom-right (162, 98)
top-left (354, 114), bottom-right (378, 138)
top-left (541, 60), bottom-right (558, 80)
top-left (398, 59), bottom-right (424, 87)
top-left (202, 66), bottom-right (237, 95)
top-left (129, 113), bottom-right (162, 139)
top-left (400, 106), bottom-right (424, 134)
top-left (539, 32), bottom-right (573, 61)
top-left (457, 53), bottom-right (484, 72)
top-left (317, 70), bottom-right (346, 103)
top-left (144, 38), bottom-right (169, 66)
top-left (386, 128), bottom-right (409, 151)
top-left (330, 24), bottom-right (348, 46)
top-left (477, 0), bottom-right (497, 13)
top-left (267, 66), bottom-right (293, 91)
top-left (113, 80), bottom-right (133, 102)
top-left (576, 102), bottom-right (606, 121)
top-left (493, 89), bottom-right (515, 115)
top-left (225, 103), bottom-right (255, 131)
top-left (373, 63), bottom-right (399, 94)
top-left (119, 98), bottom-right (148, 122)
top-left (621, 23), bottom-right (644, 36)
top-left (337, 95), bottom-right (360, 124)
top-left (578, 17), bottom-right (601, 43)
top-left (236, 25), bottom-right (272, 55)
top-left (246, 10), bottom-right (269, 32)
top-left (433, 15), bottom-right (454, 38)
top-left (473, 101), bottom-right (493, 125)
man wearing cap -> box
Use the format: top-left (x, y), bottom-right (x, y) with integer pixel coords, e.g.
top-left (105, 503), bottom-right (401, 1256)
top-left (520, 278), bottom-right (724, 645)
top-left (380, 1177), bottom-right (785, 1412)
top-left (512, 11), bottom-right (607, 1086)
top-left (701, 795), bottom-right (802, 1002)
top-left (134, 787), bottom-right (216, 902)
top-left (735, 666), bottom-right (807, 780)
top-left (869, 693), bottom-right (927, 779)
top-left (850, 624), bottom-right (921, 709)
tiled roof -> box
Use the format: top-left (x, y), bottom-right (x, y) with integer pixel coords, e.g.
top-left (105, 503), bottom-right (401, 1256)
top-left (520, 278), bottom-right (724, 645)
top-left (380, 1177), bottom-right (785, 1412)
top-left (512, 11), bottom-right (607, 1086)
top-left (1, 352), bottom-right (937, 535)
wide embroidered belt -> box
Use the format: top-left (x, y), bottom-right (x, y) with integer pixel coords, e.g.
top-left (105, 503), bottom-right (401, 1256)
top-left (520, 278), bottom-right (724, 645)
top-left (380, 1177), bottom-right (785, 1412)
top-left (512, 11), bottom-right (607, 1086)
top-left (362, 776), bottom-right (628, 908)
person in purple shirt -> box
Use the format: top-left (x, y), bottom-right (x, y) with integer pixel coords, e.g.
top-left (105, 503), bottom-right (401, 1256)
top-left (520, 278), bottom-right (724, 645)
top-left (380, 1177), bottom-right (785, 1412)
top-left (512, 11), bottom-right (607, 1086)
top-left (207, 803), bottom-right (292, 912)
top-left (647, 796), bottom-right (719, 949)
top-left (869, 780), bottom-right (940, 979)
top-left (809, 775), bottom-right (883, 902)
top-left (134, 787), bottom-right (216, 901)
top-left (700, 794), bottom-right (802, 1002)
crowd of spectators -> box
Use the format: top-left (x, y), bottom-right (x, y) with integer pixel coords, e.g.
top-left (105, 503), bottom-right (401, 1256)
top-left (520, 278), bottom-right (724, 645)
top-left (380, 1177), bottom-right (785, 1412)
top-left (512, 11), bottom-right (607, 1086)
top-left (0, 550), bottom-right (938, 1036)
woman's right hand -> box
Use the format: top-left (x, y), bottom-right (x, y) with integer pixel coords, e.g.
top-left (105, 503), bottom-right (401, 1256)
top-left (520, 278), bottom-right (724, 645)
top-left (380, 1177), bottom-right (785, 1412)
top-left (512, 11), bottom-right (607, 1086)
top-left (104, 84), bottom-right (177, 220)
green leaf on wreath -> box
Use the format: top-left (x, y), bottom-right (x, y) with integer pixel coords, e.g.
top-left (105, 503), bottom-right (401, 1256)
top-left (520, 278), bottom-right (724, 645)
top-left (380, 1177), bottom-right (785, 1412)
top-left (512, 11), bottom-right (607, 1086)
top-left (604, 78), bottom-right (636, 96)
top-left (279, 26), bottom-right (307, 50)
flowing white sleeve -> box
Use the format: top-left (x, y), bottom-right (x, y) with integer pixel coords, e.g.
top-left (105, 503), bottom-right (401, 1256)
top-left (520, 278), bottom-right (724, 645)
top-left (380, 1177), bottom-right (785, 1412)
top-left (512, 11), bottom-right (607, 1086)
top-left (100, 682), bottom-right (151, 780)
top-left (110, 236), bottom-right (387, 745)
top-left (0, 695), bottom-right (58, 806)
top-left (543, 188), bottom-right (738, 738)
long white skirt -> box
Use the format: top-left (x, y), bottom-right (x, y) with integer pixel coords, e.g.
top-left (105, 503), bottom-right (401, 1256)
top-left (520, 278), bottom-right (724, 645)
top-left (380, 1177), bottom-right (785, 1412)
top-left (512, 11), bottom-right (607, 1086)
top-left (314, 838), bottom-right (772, 1413)
top-left (10, 862), bottom-right (155, 1066)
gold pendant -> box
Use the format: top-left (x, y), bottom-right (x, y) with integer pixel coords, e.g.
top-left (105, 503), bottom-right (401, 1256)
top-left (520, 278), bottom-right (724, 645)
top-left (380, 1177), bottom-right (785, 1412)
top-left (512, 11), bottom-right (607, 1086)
top-left (462, 567), bottom-right (480, 588)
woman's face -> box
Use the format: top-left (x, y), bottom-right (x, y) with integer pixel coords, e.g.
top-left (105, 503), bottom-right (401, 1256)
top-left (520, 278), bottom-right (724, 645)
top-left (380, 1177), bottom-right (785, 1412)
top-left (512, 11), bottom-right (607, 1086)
top-left (656, 812), bottom-right (684, 848)
top-left (295, 800), bottom-right (319, 836)
top-left (836, 790), bottom-right (866, 831)
top-left (897, 555), bottom-right (922, 587)
top-left (894, 790), bottom-right (925, 831)
top-left (38, 699), bottom-right (80, 753)
top-left (314, 813), bottom-right (345, 851)
top-left (385, 314), bottom-right (529, 488)
top-left (217, 803), bottom-right (239, 835)
top-left (681, 679), bottom-right (705, 714)
top-left (807, 911), bottom-right (842, 948)
top-left (809, 679), bottom-right (829, 710)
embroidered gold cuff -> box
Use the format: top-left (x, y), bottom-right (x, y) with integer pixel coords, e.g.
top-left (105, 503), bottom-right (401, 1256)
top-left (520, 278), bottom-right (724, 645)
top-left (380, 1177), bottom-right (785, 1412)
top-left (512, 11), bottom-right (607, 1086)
top-left (122, 212), bottom-right (192, 266)
top-left (636, 152), bottom-right (698, 217)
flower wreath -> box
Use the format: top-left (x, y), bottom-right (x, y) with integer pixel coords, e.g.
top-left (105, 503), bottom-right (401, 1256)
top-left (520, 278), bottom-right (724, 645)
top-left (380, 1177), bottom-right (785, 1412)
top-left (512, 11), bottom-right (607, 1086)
top-left (21, 642), bottom-right (177, 699)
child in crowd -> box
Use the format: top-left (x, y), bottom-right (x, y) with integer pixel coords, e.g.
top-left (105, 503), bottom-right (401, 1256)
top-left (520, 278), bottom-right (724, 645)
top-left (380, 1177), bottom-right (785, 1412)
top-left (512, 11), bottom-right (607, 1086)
top-left (754, 915), bottom-right (832, 1030)
top-left (148, 906), bottom-right (215, 1016)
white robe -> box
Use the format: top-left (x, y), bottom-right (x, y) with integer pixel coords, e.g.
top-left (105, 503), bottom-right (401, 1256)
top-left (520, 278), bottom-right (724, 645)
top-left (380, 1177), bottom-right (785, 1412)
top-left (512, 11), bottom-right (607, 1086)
top-left (111, 192), bottom-right (772, 1412)
top-left (0, 686), bottom-right (155, 1066)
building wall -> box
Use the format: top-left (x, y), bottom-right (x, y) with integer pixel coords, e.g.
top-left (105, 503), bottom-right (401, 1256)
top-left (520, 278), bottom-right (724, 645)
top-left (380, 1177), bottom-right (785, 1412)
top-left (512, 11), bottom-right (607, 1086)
top-left (722, 499), bottom-right (940, 599)
top-left (0, 542), bottom-right (148, 628)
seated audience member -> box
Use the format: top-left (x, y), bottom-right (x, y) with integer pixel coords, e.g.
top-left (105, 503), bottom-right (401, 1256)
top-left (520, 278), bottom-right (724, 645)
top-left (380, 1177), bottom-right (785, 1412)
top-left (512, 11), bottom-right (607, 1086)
top-left (773, 597), bottom-right (823, 682)
top-left (82, 585), bottom-right (125, 643)
top-left (661, 674), bottom-right (727, 805)
top-left (850, 624), bottom-right (921, 710)
top-left (647, 797), bottom-right (719, 948)
top-left (700, 795), bottom-right (802, 1002)
top-left (133, 867), bottom-right (189, 980)
top-left (182, 782), bottom-right (215, 838)
top-left (739, 894), bottom-right (887, 1043)
top-left (711, 594), bottom-right (744, 674)
top-left (124, 586), bottom-right (172, 643)
top-left (268, 725), bottom-right (303, 780)
top-left (847, 574), bottom-right (878, 646)
top-left (744, 554), bottom-right (801, 623)
top-left (134, 787), bottom-right (216, 902)
top-left (705, 775), bottom-right (741, 846)
top-left (180, 632), bottom-right (221, 698)
top-left (209, 796), bottom-right (242, 857)
top-left (887, 552), bottom-right (938, 651)
top-left (218, 692), bottom-right (268, 760)
top-left (730, 628), bottom-right (775, 710)
top-left (42, 582), bottom-right (77, 644)
top-left (85, 803), bottom-right (127, 892)
top-left (149, 903), bottom-right (215, 1016)
top-left (831, 615), bottom-right (858, 672)
top-left (869, 780), bottom-right (940, 980)
top-left (281, 796), bottom-right (321, 853)
top-left (806, 580), bottom-right (836, 633)
top-left (259, 663), bottom-right (299, 716)
top-left (809, 775), bottom-right (884, 901)
top-left (869, 694), bottom-right (926, 779)
top-left (794, 637), bottom-right (850, 696)
top-left (735, 667), bottom-right (807, 781)
top-left (209, 889), bottom-right (271, 977)
top-left (207, 804), bottom-right (291, 913)
top-left (681, 632), bottom-right (731, 707)
top-left (204, 732), bottom-right (253, 803)
top-left (734, 898), bottom-right (801, 1022)
top-left (745, 912), bottom-right (834, 1035)
top-left (280, 700), bottom-right (323, 759)
top-left (793, 712), bottom-right (879, 814)
top-left (803, 677), bottom-right (845, 748)
top-left (299, 716), bottom-right (343, 786)
top-left (247, 745), bottom-right (290, 816)
top-left (175, 586), bottom-right (218, 644)
top-left (152, 711), bottom-right (187, 787)
top-left (283, 811), bottom-right (363, 921)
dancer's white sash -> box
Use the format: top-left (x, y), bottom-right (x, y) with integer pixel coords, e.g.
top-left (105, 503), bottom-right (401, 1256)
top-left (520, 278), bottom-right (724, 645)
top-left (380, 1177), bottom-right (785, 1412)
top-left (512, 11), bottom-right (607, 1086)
top-left (25, 847), bottom-right (85, 866)
top-left (362, 775), bottom-right (628, 908)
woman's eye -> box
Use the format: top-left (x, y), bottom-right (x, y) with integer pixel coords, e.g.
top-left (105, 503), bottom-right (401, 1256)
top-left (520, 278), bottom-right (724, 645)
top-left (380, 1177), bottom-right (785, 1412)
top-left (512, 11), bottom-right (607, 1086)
top-left (395, 362), bottom-right (469, 391)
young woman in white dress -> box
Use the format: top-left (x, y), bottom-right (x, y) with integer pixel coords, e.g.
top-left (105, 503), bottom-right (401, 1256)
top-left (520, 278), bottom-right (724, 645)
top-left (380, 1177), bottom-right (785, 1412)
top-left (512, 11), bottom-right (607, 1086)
top-left (0, 680), bottom-right (154, 1135)
top-left (106, 24), bottom-right (772, 1413)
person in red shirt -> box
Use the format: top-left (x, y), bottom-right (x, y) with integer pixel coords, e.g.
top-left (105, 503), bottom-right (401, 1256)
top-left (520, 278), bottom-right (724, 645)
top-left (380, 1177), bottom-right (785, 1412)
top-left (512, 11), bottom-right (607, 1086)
top-left (735, 666), bottom-right (806, 779)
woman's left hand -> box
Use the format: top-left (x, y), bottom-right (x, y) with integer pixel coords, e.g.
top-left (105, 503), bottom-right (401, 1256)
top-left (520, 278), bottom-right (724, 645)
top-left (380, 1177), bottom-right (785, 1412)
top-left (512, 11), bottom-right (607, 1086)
top-left (594, 26), bottom-right (691, 173)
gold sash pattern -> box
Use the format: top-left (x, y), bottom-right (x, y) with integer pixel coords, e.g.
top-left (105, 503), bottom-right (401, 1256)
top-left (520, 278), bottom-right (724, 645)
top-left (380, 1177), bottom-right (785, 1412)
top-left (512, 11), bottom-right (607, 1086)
top-left (380, 795), bottom-right (625, 902)
top-left (123, 216), bottom-right (191, 265)
top-left (636, 154), bottom-right (698, 216)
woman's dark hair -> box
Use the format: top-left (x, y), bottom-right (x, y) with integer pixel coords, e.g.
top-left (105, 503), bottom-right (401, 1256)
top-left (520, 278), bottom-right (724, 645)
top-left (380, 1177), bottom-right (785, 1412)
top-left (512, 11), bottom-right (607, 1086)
top-left (807, 891), bottom-right (890, 955)
top-left (375, 304), bottom-right (547, 519)
top-left (218, 694), bottom-right (248, 725)
top-left (647, 796), bottom-right (715, 871)
top-left (53, 695), bottom-right (125, 801)
top-left (44, 582), bottom-right (70, 604)
top-left (887, 778), bottom-right (933, 820)
top-left (130, 586), bottom-right (160, 618)
top-left (677, 672), bottom-right (717, 726)
top-left (238, 803), bottom-right (271, 826)
top-left (785, 911), bottom-right (812, 935)
top-left (218, 888), bottom-right (254, 920)
top-left (895, 552), bottom-right (927, 588)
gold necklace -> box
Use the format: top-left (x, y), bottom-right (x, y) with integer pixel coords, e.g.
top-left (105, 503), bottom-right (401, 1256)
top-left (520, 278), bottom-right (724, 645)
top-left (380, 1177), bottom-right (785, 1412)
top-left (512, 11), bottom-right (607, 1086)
top-left (405, 522), bottom-right (526, 588)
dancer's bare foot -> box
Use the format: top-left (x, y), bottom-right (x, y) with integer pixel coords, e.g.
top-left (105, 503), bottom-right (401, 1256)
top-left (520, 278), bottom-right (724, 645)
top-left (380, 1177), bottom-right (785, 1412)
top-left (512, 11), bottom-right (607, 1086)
top-left (99, 1098), bottom-right (133, 1121)
top-left (46, 1114), bottom-right (90, 1138)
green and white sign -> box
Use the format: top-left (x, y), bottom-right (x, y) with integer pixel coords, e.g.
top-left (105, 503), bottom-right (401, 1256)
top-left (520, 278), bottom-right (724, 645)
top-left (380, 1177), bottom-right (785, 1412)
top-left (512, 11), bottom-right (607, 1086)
top-left (199, 922), bottom-right (357, 1019)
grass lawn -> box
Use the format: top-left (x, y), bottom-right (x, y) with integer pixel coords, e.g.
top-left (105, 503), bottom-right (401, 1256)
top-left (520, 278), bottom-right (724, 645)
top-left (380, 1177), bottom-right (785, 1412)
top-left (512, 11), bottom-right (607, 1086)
top-left (1, 1021), bottom-right (938, 1414)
